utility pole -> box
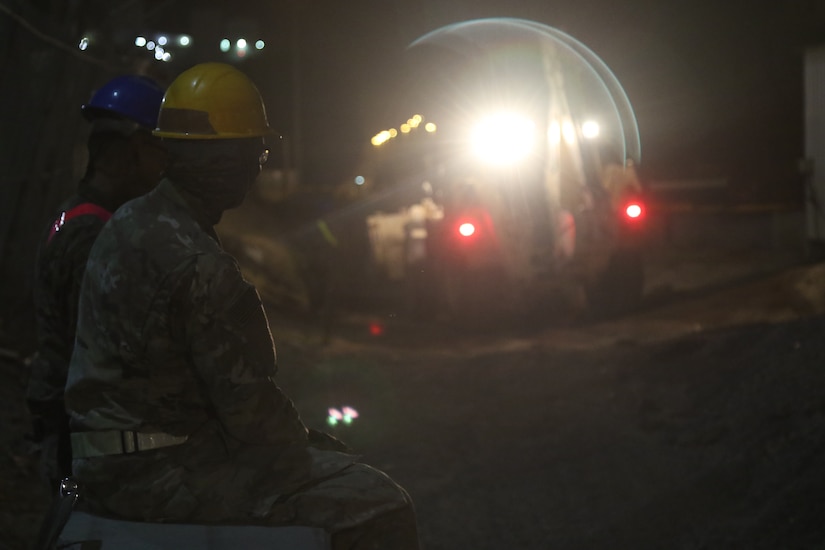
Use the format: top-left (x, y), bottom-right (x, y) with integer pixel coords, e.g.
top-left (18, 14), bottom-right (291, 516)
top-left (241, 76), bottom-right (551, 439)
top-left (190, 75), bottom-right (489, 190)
top-left (288, 0), bottom-right (303, 186)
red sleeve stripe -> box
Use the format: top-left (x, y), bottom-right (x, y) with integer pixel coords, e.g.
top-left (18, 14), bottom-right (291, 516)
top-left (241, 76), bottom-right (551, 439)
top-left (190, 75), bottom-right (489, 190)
top-left (47, 203), bottom-right (113, 244)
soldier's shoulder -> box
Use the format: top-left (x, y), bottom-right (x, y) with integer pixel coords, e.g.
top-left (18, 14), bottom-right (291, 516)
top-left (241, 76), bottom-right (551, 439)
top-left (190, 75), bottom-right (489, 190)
top-left (41, 203), bottom-right (109, 259)
top-left (108, 192), bottom-right (201, 245)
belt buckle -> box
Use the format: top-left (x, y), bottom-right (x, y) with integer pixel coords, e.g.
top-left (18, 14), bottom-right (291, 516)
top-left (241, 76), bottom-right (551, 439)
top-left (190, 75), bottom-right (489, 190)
top-left (121, 431), bottom-right (138, 453)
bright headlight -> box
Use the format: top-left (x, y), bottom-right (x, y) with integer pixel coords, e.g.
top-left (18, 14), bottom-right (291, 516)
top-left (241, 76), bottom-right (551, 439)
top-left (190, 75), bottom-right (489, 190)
top-left (470, 112), bottom-right (535, 166)
top-left (581, 119), bottom-right (600, 139)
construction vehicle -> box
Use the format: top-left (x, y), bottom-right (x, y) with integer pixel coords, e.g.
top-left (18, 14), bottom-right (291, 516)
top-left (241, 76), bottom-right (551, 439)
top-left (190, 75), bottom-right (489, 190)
top-left (337, 18), bottom-right (647, 322)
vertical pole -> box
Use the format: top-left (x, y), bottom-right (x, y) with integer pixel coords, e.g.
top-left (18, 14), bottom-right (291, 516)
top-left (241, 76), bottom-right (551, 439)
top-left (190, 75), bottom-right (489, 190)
top-left (289, 0), bottom-right (303, 186)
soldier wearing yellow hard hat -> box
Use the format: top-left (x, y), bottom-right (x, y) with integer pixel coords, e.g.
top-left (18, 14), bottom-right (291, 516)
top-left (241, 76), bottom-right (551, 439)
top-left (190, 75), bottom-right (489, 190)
top-left (154, 61), bottom-right (273, 140)
top-left (66, 63), bottom-right (421, 549)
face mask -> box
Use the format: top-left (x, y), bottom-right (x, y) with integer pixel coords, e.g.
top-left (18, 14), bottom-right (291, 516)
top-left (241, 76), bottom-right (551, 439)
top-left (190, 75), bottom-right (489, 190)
top-left (164, 138), bottom-right (267, 222)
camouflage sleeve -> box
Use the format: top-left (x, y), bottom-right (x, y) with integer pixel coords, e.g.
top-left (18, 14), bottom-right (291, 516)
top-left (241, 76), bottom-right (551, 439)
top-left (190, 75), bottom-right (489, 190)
top-left (179, 251), bottom-right (308, 446)
top-left (28, 221), bottom-right (102, 405)
top-left (65, 225), bottom-right (103, 346)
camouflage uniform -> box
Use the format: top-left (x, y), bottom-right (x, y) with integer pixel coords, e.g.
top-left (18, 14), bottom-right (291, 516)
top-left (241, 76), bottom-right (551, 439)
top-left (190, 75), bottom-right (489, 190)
top-left (27, 185), bottom-right (118, 486)
top-left (66, 179), bottom-right (419, 548)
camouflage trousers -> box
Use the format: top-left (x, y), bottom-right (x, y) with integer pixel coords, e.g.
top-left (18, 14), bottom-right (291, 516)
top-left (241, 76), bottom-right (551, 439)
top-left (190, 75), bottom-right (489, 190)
top-left (274, 460), bottom-right (420, 550)
top-left (74, 444), bottom-right (420, 550)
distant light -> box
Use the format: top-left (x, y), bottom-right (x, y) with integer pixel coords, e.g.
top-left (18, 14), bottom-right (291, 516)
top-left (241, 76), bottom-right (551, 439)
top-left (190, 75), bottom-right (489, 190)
top-left (327, 407), bottom-right (343, 426)
top-left (471, 112), bottom-right (534, 165)
top-left (424, 122), bottom-right (436, 133)
top-left (548, 121), bottom-right (561, 144)
top-left (625, 203), bottom-right (643, 219)
top-left (342, 406), bottom-right (359, 424)
top-left (581, 120), bottom-right (600, 139)
top-left (146, 40), bottom-right (155, 51)
top-left (255, 40), bottom-right (265, 50)
top-left (328, 406), bottom-right (359, 426)
top-left (220, 38), bottom-right (231, 52)
top-left (369, 322), bottom-right (384, 336)
top-left (78, 37), bottom-right (89, 51)
top-left (135, 36), bottom-right (147, 47)
top-left (237, 38), bottom-right (247, 49)
top-left (354, 175), bottom-right (365, 185)
top-left (162, 52), bottom-right (172, 62)
top-left (237, 49), bottom-right (247, 58)
top-left (371, 130), bottom-right (391, 146)
top-left (411, 114), bottom-right (423, 128)
top-left (154, 49), bottom-right (164, 60)
top-left (562, 121), bottom-right (576, 144)
top-left (458, 222), bottom-right (475, 237)
top-left (400, 123), bottom-right (411, 134)
top-left (178, 35), bottom-right (191, 47)
top-left (388, 128), bottom-right (398, 138)
top-left (157, 35), bottom-right (168, 46)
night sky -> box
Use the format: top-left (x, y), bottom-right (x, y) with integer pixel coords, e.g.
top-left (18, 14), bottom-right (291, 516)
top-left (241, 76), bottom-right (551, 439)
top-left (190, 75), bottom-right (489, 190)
top-left (149, 1), bottom-right (825, 192)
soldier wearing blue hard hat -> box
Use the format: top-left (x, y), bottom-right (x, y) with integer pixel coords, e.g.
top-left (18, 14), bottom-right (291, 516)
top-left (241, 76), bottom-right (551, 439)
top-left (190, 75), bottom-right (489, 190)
top-left (26, 74), bottom-right (167, 490)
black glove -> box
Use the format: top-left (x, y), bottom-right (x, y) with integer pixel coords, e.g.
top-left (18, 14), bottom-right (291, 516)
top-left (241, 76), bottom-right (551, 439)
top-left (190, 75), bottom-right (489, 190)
top-left (307, 428), bottom-right (353, 453)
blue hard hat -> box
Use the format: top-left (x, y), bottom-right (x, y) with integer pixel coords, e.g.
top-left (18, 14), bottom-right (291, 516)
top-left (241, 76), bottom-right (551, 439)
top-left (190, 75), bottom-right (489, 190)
top-left (81, 75), bottom-right (165, 130)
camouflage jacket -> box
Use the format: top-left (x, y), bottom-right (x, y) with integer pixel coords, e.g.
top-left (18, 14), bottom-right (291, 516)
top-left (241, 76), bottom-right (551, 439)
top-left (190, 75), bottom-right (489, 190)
top-left (28, 188), bottom-right (116, 409)
top-left (27, 187), bottom-right (118, 490)
top-left (65, 179), bottom-right (329, 521)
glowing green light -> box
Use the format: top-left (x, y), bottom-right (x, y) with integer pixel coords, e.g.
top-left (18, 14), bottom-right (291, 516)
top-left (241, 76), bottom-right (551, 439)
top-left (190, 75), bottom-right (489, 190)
top-left (328, 406), bottom-right (357, 427)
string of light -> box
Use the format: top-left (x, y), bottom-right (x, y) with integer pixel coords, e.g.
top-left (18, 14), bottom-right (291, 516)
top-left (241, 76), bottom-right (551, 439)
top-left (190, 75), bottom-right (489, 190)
top-left (0, 2), bottom-right (116, 71)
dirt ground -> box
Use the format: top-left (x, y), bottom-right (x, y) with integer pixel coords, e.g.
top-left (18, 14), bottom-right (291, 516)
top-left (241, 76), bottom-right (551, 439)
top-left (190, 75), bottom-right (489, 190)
top-left (3, 204), bottom-right (825, 548)
top-left (270, 257), bottom-right (825, 550)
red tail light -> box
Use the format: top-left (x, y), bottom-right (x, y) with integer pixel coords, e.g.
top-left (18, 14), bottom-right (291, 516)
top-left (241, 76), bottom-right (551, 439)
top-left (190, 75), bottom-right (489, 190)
top-left (624, 202), bottom-right (644, 220)
top-left (458, 222), bottom-right (476, 237)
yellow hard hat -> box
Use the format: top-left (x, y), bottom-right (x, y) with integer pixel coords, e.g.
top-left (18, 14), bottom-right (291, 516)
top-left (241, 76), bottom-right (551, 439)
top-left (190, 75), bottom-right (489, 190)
top-left (154, 62), bottom-right (272, 140)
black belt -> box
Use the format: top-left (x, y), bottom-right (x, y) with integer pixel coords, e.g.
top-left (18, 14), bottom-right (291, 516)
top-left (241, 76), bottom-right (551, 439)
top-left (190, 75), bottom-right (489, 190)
top-left (71, 430), bottom-right (189, 458)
